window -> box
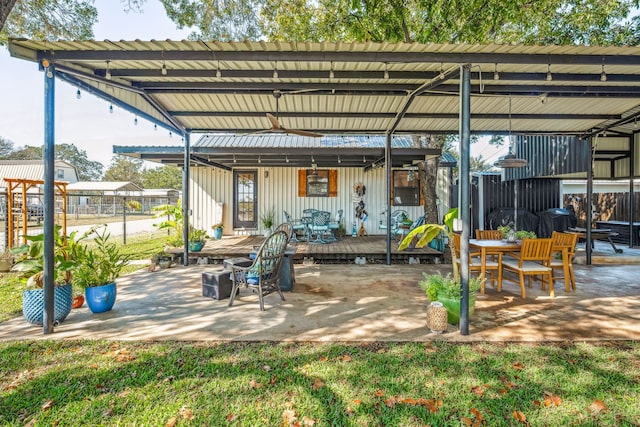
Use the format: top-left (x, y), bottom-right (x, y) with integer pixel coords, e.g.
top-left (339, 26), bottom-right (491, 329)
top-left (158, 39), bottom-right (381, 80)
top-left (298, 169), bottom-right (338, 197)
top-left (392, 170), bottom-right (420, 206)
top-left (55, 169), bottom-right (64, 179)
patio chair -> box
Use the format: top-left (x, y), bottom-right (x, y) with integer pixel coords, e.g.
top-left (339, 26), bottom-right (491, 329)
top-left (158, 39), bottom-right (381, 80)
top-left (327, 209), bottom-right (344, 241)
top-left (274, 221), bottom-right (294, 243)
top-left (501, 238), bottom-right (554, 298)
top-left (475, 229), bottom-right (502, 240)
top-left (309, 210), bottom-right (331, 244)
top-left (283, 210), bottom-right (306, 242)
top-left (229, 230), bottom-right (289, 311)
top-left (452, 232), bottom-right (502, 293)
top-left (549, 231), bottom-right (578, 292)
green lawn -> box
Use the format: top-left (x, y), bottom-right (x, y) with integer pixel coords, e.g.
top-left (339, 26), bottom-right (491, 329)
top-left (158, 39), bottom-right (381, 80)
top-left (0, 340), bottom-right (638, 426)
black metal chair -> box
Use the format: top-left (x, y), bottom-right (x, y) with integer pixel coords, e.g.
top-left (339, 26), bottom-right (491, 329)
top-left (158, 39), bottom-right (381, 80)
top-left (229, 230), bottom-right (289, 311)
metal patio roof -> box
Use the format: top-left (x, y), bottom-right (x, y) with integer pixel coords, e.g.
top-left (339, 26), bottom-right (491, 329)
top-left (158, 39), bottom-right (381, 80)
top-left (8, 39), bottom-right (640, 140)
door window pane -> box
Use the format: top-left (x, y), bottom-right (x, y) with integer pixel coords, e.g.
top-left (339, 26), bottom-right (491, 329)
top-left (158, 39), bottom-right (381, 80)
top-left (393, 170), bottom-right (420, 206)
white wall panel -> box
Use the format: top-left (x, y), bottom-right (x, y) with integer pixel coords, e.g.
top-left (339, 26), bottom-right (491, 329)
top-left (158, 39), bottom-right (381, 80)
top-left (189, 165), bottom-right (451, 236)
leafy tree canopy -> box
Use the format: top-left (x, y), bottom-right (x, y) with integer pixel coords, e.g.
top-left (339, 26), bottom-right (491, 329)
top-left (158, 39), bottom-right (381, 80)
top-left (141, 165), bottom-right (182, 189)
top-left (0, 136), bottom-right (14, 157)
top-left (1, 142), bottom-right (104, 180)
top-left (103, 155), bottom-right (144, 186)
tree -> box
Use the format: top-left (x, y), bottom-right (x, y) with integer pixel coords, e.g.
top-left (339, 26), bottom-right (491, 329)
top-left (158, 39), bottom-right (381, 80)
top-left (0, 136), bottom-right (14, 158)
top-left (103, 155), bottom-right (143, 186)
top-left (54, 143), bottom-right (103, 181)
top-left (3, 143), bottom-right (103, 180)
top-left (141, 165), bottom-right (182, 189)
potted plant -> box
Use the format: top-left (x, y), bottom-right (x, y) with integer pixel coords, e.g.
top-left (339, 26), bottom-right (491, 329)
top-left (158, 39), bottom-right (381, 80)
top-left (260, 207), bottom-right (276, 237)
top-left (419, 272), bottom-right (482, 324)
top-left (399, 208), bottom-right (482, 325)
top-left (211, 223), bottom-right (223, 240)
top-left (73, 226), bottom-right (131, 313)
top-left (0, 249), bottom-right (14, 273)
top-left (152, 251), bottom-right (173, 270)
top-left (188, 226), bottom-right (208, 252)
top-left (11, 225), bottom-right (91, 325)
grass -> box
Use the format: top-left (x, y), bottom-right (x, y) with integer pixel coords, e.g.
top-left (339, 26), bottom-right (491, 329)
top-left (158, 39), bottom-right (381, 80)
top-left (0, 340), bottom-right (637, 426)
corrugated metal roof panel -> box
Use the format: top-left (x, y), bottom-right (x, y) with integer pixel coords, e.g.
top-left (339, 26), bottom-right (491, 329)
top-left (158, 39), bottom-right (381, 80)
top-left (193, 134), bottom-right (417, 149)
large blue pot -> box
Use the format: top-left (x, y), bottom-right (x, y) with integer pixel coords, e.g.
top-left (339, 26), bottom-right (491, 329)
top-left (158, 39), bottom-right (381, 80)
top-left (22, 283), bottom-right (73, 325)
top-left (85, 282), bottom-right (117, 313)
top-left (188, 241), bottom-right (205, 252)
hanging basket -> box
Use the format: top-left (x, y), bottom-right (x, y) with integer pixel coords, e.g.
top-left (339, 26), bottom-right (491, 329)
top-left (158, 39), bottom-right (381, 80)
top-left (22, 283), bottom-right (73, 326)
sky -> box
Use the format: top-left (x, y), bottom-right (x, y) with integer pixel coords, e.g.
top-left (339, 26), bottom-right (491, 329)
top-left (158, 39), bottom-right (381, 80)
top-left (0, 1), bottom-right (506, 169)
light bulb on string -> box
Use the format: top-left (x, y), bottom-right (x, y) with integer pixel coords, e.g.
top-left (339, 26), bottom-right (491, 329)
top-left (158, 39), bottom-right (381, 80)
top-left (105, 60), bottom-right (112, 80)
top-left (109, 104), bottom-right (113, 114)
top-left (134, 116), bottom-right (138, 126)
top-left (76, 88), bottom-right (81, 99)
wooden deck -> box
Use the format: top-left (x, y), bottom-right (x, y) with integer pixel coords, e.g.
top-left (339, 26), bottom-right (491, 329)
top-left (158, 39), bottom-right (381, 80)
top-left (168, 235), bottom-right (443, 264)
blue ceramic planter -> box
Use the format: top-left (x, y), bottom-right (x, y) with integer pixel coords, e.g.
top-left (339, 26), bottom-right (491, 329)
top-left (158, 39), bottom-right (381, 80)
top-left (212, 228), bottom-right (223, 240)
top-left (85, 282), bottom-right (117, 313)
top-left (22, 283), bottom-right (73, 325)
top-left (188, 241), bottom-right (205, 251)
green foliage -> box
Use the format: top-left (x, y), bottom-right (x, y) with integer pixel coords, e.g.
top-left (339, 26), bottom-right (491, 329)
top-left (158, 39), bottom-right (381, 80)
top-left (0, 136), bottom-right (14, 158)
top-left (103, 155), bottom-right (144, 186)
top-left (0, 340), bottom-right (637, 426)
top-left (73, 226), bottom-right (131, 288)
top-left (187, 226), bottom-right (208, 242)
top-left (260, 206), bottom-right (276, 229)
top-left (0, 273), bottom-right (22, 322)
top-left (211, 223), bottom-right (223, 230)
top-left (141, 165), bottom-right (182, 189)
top-left (152, 198), bottom-right (184, 246)
top-left (10, 225), bottom-right (95, 288)
top-left (516, 230), bottom-right (537, 239)
top-left (126, 200), bottom-right (142, 211)
top-left (419, 272), bottom-right (482, 301)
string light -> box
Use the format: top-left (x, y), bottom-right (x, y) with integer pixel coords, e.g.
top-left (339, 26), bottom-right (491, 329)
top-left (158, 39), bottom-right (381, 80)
top-left (329, 61), bottom-right (334, 79)
top-left (109, 104), bottom-right (114, 114)
top-left (134, 116), bottom-right (138, 126)
top-left (161, 62), bottom-right (168, 76)
top-left (439, 63), bottom-right (445, 80)
top-left (216, 60), bottom-right (222, 78)
top-left (285, 155), bottom-right (289, 163)
top-left (493, 63), bottom-right (499, 81)
top-left (546, 63), bottom-right (552, 81)
top-left (337, 155), bottom-right (341, 164)
top-left (273, 61), bottom-right (278, 79)
top-left (154, 124), bottom-right (157, 131)
top-left (383, 62), bottom-right (389, 79)
top-left (76, 88), bottom-right (81, 99)
top-left (105, 60), bottom-right (112, 80)
top-left (600, 63), bottom-right (607, 82)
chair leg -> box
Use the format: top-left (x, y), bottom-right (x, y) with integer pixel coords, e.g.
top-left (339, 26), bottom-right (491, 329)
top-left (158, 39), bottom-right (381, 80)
top-left (229, 282), bottom-right (239, 307)
top-left (547, 272), bottom-right (555, 298)
top-left (569, 266), bottom-right (576, 290)
top-left (258, 284), bottom-right (265, 311)
top-left (519, 272), bottom-right (527, 298)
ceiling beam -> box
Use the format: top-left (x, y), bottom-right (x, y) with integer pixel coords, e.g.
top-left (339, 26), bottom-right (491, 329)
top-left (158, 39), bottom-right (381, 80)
top-left (37, 49), bottom-right (640, 66)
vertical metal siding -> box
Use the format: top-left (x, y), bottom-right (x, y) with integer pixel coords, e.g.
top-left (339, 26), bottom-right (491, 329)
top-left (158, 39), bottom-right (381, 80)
top-left (189, 165), bottom-right (451, 236)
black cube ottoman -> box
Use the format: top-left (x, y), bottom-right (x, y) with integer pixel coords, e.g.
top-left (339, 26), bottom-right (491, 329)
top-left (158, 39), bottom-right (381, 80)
top-left (223, 257), bottom-right (253, 270)
top-left (202, 269), bottom-right (233, 300)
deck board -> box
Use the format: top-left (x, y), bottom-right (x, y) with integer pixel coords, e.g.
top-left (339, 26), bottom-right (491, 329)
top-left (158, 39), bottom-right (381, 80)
top-left (168, 235), bottom-right (442, 264)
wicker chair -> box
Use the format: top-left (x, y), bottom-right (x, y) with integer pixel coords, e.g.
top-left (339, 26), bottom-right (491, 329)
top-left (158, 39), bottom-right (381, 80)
top-left (229, 230), bottom-right (289, 311)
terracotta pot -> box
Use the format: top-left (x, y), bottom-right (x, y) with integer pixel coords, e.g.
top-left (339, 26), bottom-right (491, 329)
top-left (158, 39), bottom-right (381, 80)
top-left (72, 294), bottom-right (85, 309)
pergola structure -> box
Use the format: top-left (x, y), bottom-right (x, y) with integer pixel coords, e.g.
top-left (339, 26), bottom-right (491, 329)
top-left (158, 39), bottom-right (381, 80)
top-left (8, 39), bottom-right (640, 335)
top-left (3, 178), bottom-right (67, 247)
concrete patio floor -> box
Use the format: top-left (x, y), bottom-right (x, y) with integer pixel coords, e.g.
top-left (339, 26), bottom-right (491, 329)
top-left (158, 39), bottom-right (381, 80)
top-left (1, 255), bottom-right (639, 342)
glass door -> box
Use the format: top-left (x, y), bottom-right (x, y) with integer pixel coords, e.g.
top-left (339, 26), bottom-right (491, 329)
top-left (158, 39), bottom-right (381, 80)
top-left (234, 170), bottom-right (257, 229)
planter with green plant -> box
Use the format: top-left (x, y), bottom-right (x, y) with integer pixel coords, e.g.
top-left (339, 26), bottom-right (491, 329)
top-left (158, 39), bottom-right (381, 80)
top-left (497, 224), bottom-right (536, 242)
top-left (73, 226), bottom-right (131, 313)
top-left (188, 226), bottom-right (208, 252)
top-left (399, 207), bottom-right (482, 325)
top-left (211, 223), bottom-right (223, 240)
top-left (11, 225), bottom-right (92, 325)
top-left (260, 207), bottom-right (276, 237)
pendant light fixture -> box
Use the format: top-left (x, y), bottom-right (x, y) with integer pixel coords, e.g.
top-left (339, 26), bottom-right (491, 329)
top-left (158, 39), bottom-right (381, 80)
top-left (494, 96), bottom-right (528, 168)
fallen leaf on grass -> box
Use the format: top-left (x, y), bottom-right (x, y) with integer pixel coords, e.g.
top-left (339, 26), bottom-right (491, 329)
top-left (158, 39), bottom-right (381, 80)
top-left (312, 378), bottom-right (325, 390)
top-left (179, 406), bottom-right (194, 420)
top-left (318, 356), bottom-right (328, 362)
top-left (374, 389), bottom-right (384, 397)
top-left (588, 399), bottom-right (608, 414)
top-left (263, 365), bottom-right (271, 371)
top-left (512, 362), bottom-right (525, 371)
top-left (225, 413), bottom-right (236, 422)
top-left (471, 385), bottom-right (485, 397)
top-left (353, 399), bottom-right (361, 405)
top-left (165, 416), bottom-right (177, 427)
top-left (41, 400), bottom-right (54, 411)
top-left (302, 416), bottom-right (316, 425)
top-left (513, 410), bottom-right (527, 424)
top-left (543, 391), bottom-right (562, 407)
top-left (249, 379), bottom-right (263, 389)
top-left (338, 354), bottom-right (352, 362)
top-left (282, 409), bottom-right (297, 425)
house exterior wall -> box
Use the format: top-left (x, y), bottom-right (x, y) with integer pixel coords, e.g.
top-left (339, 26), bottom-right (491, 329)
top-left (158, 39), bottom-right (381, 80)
top-left (189, 165), bottom-right (452, 236)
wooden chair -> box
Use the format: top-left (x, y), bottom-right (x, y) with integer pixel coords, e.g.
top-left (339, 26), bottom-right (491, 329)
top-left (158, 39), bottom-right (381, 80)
top-left (229, 230), bottom-right (289, 311)
top-left (452, 233), bottom-right (502, 294)
top-left (475, 229), bottom-right (502, 240)
top-left (501, 238), bottom-right (554, 298)
top-left (550, 231), bottom-right (578, 292)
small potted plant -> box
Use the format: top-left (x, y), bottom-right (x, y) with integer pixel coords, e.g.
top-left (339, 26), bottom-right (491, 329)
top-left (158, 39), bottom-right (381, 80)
top-left (188, 226), bottom-right (208, 252)
top-left (152, 251), bottom-right (173, 270)
top-left (73, 226), bottom-right (131, 313)
top-left (260, 207), bottom-right (276, 237)
top-left (0, 249), bottom-right (14, 273)
top-left (419, 272), bottom-right (482, 324)
top-left (211, 223), bottom-right (223, 240)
